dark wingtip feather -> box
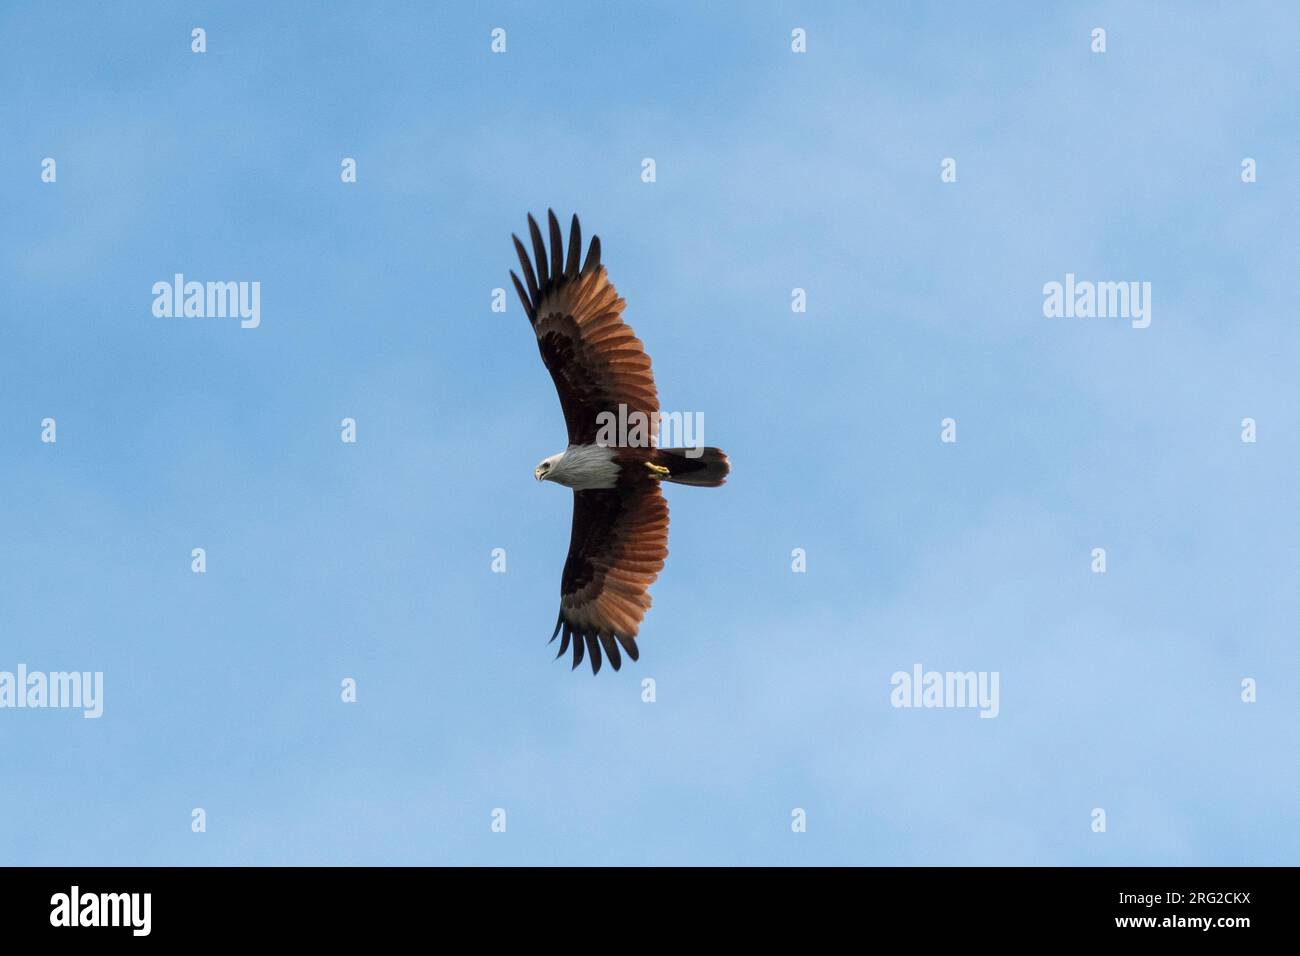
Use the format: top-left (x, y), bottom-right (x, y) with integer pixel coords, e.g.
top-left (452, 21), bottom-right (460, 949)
top-left (512, 235), bottom-right (538, 304)
top-left (615, 634), bottom-right (639, 662)
top-left (549, 612), bottom-right (563, 643)
top-left (527, 214), bottom-right (548, 287)
top-left (565, 214), bottom-right (581, 278)
top-left (583, 235), bottom-right (601, 273)
top-left (586, 634), bottom-right (602, 675)
top-left (572, 630), bottom-right (585, 670)
top-left (509, 271), bottom-right (534, 321)
top-left (599, 633), bottom-right (622, 671)
top-left (547, 210), bottom-right (564, 282)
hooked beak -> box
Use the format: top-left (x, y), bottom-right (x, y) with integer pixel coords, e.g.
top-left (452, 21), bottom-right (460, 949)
top-left (534, 467), bottom-right (544, 481)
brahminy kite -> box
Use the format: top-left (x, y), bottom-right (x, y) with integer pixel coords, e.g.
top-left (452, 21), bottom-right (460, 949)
top-left (510, 211), bottom-right (730, 674)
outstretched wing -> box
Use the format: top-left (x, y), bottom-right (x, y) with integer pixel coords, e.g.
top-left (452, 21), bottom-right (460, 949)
top-left (510, 210), bottom-right (658, 445)
top-left (552, 484), bottom-right (670, 674)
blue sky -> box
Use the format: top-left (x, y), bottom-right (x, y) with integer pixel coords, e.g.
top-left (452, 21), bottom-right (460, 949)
top-left (1, 1), bottom-right (1297, 865)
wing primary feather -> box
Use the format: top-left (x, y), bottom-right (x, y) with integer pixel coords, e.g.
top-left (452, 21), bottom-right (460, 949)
top-left (528, 214), bottom-right (549, 288)
top-left (586, 634), bottom-right (602, 675)
top-left (547, 210), bottom-right (563, 282)
top-left (583, 235), bottom-right (601, 273)
top-left (549, 612), bottom-right (563, 643)
top-left (565, 215), bottom-right (581, 278)
top-left (615, 634), bottom-right (640, 662)
top-left (599, 633), bottom-right (622, 671)
top-left (557, 626), bottom-right (571, 658)
top-left (509, 271), bottom-right (534, 320)
top-left (572, 630), bottom-right (585, 670)
top-left (512, 236), bottom-right (538, 304)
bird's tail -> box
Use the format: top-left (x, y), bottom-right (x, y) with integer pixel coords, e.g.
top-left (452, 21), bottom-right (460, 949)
top-left (654, 447), bottom-right (730, 487)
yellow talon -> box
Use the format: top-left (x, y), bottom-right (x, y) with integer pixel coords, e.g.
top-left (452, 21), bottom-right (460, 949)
top-left (645, 462), bottom-right (670, 479)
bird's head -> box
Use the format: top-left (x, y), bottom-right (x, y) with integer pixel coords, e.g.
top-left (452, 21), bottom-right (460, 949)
top-left (535, 452), bottom-right (563, 482)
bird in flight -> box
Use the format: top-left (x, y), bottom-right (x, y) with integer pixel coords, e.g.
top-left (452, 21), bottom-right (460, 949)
top-left (510, 211), bottom-right (730, 674)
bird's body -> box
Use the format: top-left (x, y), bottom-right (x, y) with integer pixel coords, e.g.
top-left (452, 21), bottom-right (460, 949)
top-left (536, 443), bottom-right (730, 491)
top-left (510, 210), bottom-right (729, 674)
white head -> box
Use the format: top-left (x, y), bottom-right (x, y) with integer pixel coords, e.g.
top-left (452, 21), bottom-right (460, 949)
top-left (533, 445), bottom-right (621, 489)
top-left (534, 451), bottom-right (564, 482)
